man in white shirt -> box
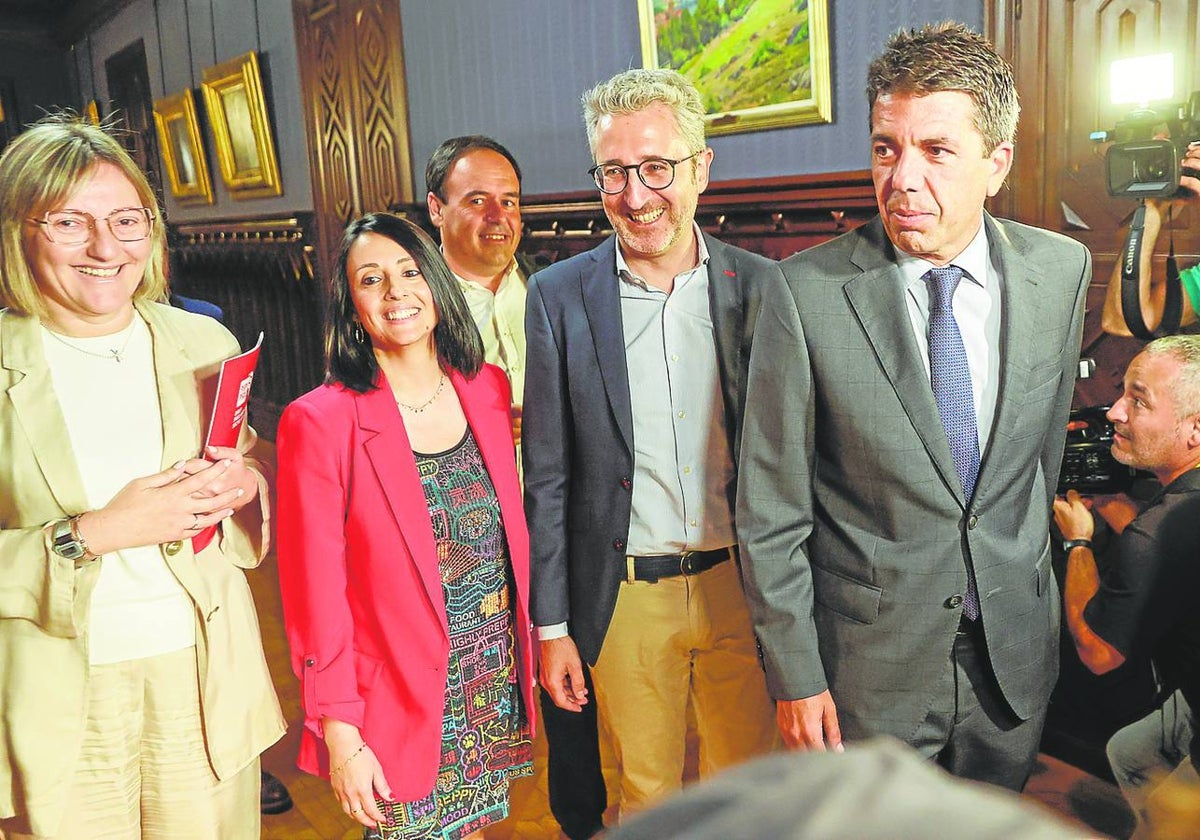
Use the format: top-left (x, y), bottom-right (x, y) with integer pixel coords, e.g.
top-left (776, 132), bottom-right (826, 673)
top-left (427, 136), bottom-right (539, 449)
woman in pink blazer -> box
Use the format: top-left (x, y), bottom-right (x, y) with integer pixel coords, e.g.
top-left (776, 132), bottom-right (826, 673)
top-left (276, 213), bottom-right (535, 839)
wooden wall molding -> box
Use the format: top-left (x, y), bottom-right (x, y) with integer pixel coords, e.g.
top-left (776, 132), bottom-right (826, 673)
top-left (402, 169), bottom-right (878, 262)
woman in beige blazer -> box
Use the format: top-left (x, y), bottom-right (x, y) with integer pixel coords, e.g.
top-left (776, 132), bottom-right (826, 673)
top-left (0, 115), bottom-right (284, 838)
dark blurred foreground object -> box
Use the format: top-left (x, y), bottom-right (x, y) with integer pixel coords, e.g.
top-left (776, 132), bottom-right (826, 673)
top-left (608, 738), bottom-right (1088, 840)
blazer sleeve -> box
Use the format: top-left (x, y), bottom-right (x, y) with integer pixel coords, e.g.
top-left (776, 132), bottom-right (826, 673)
top-left (276, 394), bottom-right (366, 736)
top-left (522, 272), bottom-right (572, 627)
top-left (736, 272), bottom-right (829, 700)
top-left (1038, 243), bottom-right (1091, 508)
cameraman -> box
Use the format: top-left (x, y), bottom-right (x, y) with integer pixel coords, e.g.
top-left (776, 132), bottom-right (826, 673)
top-left (1053, 335), bottom-right (1200, 834)
top-left (1102, 142), bottom-right (1200, 336)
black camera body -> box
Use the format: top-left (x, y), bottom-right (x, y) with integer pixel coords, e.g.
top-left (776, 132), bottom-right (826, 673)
top-left (1092, 91), bottom-right (1200, 199)
top-left (1057, 406), bottom-right (1138, 495)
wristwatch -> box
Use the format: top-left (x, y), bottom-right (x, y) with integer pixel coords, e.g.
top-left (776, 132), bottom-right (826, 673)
top-left (1062, 538), bottom-right (1092, 553)
top-left (50, 516), bottom-right (95, 564)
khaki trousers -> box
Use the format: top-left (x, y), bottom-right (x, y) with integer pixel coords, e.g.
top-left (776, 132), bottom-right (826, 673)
top-left (2, 646), bottom-right (260, 840)
top-left (591, 557), bottom-right (777, 818)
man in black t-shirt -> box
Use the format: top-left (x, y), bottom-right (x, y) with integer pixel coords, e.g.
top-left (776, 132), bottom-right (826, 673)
top-left (1054, 334), bottom-right (1200, 831)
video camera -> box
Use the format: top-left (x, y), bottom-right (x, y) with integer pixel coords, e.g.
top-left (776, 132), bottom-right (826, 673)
top-left (1058, 406), bottom-right (1138, 495)
top-left (1091, 91), bottom-right (1200, 199)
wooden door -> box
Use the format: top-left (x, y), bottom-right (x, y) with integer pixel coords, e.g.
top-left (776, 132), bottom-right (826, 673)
top-left (990, 0), bottom-right (1200, 404)
top-left (292, 0), bottom-right (414, 280)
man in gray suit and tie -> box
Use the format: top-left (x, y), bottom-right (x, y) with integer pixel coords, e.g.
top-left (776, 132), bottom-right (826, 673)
top-left (737, 22), bottom-right (1090, 790)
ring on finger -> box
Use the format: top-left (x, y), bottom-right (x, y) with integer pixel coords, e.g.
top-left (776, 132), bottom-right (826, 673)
top-left (191, 512), bottom-right (201, 530)
top-left (351, 806), bottom-right (363, 814)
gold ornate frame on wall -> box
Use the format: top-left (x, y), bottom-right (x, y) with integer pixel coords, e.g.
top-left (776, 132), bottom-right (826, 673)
top-left (83, 99), bottom-right (101, 125)
top-left (638, 0), bottom-right (832, 136)
top-left (201, 51), bottom-right (282, 199)
top-left (151, 89), bottom-right (214, 205)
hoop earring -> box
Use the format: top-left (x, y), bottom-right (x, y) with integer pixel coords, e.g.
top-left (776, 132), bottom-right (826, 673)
top-left (353, 323), bottom-right (365, 344)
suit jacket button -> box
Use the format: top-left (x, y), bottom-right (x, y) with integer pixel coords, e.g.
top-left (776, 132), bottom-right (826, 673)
top-left (164, 540), bottom-right (183, 556)
top-left (946, 594), bottom-right (964, 608)
top-left (613, 538), bottom-right (625, 551)
top-left (620, 477), bottom-right (632, 490)
top-left (967, 515), bottom-right (979, 529)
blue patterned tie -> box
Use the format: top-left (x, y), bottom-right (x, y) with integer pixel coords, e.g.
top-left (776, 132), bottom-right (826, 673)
top-left (926, 266), bottom-right (980, 621)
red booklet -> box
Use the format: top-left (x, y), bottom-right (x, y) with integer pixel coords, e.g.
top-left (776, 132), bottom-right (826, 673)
top-left (194, 332), bottom-right (264, 552)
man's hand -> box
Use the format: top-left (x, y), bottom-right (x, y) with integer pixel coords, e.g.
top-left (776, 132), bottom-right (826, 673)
top-left (777, 690), bottom-right (842, 751)
top-left (1090, 492), bottom-right (1141, 535)
top-left (510, 404), bottom-right (522, 448)
top-left (539, 635), bottom-right (588, 712)
top-left (1053, 489), bottom-right (1096, 542)
top-left (1180, 142), bottom-right (1200, 199)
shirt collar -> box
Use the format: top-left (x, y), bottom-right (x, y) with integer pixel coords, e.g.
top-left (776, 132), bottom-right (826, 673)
top-left (446, 252), bottom-right (520, 297)
top-left (896, 217), bottom-right (991, 291)
top-left (615, 222), bottom-right (709, 289)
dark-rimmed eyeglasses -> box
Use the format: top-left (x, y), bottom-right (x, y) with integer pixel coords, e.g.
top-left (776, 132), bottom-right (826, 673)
top-left (588, 152), bottom-right (701, 195)
top-left (29, 207), bottom-right (156, 245)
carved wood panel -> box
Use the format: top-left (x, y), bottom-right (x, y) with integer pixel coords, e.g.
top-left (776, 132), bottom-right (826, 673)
top-left (293, 0), bottom-right (412, 280)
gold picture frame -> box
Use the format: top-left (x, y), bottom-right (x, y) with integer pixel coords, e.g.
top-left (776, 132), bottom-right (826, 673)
top-left (201, 51), bottom-right (282, 199)
top-left (152, 89), bottom-right (214, 206)
top-left (83, 99), bottom-right (101, 125)
top-left (638, 0), bottom-right (831, 136)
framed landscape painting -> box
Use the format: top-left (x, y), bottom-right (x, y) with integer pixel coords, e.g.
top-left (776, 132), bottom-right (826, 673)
top-left (638, 0), bottom-right (831, 136)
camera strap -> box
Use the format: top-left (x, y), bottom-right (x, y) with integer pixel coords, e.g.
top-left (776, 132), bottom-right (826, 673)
top-left (1120, 202), bottom-right (1183, 339)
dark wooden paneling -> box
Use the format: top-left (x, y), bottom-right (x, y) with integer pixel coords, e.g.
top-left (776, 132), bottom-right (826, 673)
top-left (169, 214), bottom-right (323, 440)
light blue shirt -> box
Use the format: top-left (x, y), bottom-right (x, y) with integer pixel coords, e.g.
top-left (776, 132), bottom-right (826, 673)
top-left (616, 230), bottom-right (736, 555)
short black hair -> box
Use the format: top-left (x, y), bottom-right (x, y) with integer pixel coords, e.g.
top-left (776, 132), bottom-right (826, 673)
top-left (325, 212), bottom-right (484, 392)
top-left (425, 135), bottom-right (522, 201)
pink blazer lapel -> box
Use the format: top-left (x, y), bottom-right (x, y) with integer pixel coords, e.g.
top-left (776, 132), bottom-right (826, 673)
top-left (356, 383), bottom-right (448, 637)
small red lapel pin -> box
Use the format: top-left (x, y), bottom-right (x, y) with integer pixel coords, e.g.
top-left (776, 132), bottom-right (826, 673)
top-left (723, 269), bottom-right (737, 277)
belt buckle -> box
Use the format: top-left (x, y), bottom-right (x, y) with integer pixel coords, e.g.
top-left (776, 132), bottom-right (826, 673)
top-left (680, 551), bottom-right (696, 576)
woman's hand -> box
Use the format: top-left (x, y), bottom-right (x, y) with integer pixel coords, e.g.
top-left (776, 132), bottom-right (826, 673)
top-left (323, 718), bottom-right (392, 828)
top-left (180, 445), bottom-right (260, 512)
top-left (74, 459), bottom-right (246, 556)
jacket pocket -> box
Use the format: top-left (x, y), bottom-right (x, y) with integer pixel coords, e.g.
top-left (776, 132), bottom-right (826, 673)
top-left (812, 564), bottom-right (882, 624)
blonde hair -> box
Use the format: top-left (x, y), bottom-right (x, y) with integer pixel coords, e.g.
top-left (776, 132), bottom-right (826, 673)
top-left (0, 112), bottom-right (167, 317)
top-left (582, 68), bottom-right (707, 159)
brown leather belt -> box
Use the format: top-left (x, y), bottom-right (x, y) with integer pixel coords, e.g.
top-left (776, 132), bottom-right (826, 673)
top-left (625, 546), bottom-right (735, 583)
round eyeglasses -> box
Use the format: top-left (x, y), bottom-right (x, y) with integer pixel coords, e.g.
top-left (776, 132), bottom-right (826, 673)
top-left (588, 152), bottom-right (701, 195)
top-left (29, 207), bottom-right (156, 245)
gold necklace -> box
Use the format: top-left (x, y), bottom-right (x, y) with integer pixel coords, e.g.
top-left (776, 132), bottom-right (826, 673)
top-left (43, 321), bottom-right (137, 363)
top-left (396, 373), bottom-right (447, 413)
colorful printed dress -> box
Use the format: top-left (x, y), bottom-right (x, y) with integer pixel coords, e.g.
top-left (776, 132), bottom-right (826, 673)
top-left (367, 429), bottom-right (532, 840)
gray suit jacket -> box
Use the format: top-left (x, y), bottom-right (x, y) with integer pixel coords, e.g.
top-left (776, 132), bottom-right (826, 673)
top-left (523, 233), bottom-right (783, 663)
top-left (736, 215), bottom-right (1089, 739)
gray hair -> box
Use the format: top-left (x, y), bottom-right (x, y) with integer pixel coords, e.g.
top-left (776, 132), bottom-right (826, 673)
top-left (1144, 334), bottom-right (1200, 419)
top-left (866, 21), bottom-right (1019, 152)
top-left (582, 68), bottom-right (706, 158)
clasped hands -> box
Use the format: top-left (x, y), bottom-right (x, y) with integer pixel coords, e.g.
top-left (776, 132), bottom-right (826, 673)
top-left (75, 444), bottom-right (258, 556)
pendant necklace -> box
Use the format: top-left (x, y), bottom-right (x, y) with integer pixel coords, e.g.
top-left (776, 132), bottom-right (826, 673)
top-left (396, 373), bottom-right (447, 413)
top-left (43, 320), bottom-right (137, 363)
